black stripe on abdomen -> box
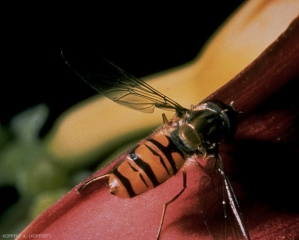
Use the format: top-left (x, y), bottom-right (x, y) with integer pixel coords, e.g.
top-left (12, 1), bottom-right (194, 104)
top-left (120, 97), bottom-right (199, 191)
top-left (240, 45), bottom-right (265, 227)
top-left (148, 135), bottom-right (184, 175)
top-left (113, 168), bottom-right (137, 198)
top-left (145, 144), bottom-right (171, 176)
top-left (130, 152), bottom-right (160, 187)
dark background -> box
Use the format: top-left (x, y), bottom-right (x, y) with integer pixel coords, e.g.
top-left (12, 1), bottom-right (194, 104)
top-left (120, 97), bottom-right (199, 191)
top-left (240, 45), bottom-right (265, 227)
top-left (1, 2), bottom-right (245, 136)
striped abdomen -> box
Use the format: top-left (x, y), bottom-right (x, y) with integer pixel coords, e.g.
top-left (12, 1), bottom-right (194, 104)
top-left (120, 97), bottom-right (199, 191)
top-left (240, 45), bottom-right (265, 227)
top-left (107, 134), bottom-right (185, 198)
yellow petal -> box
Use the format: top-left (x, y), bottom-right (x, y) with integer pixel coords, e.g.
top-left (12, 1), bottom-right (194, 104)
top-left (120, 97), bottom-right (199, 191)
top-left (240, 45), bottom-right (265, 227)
top-left (46, 0), bottom-right (299, 163)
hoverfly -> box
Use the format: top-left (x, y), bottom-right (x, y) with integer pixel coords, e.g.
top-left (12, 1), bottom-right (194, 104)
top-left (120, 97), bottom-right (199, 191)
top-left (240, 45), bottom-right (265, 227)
top-left (62, 51), bottom-right (250, 240)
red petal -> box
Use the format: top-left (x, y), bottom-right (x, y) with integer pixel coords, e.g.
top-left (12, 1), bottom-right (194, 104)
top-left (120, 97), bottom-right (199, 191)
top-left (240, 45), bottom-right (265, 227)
top-left (17, 16), bottom-right (299, 240)
top-left (206, 15), bottom-right (299, 239)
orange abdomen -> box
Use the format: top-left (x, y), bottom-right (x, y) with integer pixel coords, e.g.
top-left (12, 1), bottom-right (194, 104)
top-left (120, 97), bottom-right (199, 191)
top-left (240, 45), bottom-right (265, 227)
top-left (108, 134), bottom-right (185, 198)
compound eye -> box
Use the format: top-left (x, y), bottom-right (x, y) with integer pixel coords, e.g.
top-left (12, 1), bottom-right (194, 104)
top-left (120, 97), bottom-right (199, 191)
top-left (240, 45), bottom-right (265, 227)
top-left (178, 124), bottom-right (202, 148)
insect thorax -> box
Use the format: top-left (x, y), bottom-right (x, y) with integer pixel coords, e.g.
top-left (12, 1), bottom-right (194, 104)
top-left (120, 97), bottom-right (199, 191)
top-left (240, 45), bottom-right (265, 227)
top-left (171, 100), bottom-right (237, 155)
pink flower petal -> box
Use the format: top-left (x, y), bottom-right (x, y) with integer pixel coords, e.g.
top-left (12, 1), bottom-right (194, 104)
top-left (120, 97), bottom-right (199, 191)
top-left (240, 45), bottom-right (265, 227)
top-left (17, 16), bottom-right (299, 240)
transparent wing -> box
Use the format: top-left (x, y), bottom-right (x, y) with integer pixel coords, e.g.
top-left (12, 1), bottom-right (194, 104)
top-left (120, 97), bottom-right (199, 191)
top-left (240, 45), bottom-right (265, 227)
top-left (199, 154), bottom-right (250, 240)
top-left (62, 51), bottom-right (187, 114)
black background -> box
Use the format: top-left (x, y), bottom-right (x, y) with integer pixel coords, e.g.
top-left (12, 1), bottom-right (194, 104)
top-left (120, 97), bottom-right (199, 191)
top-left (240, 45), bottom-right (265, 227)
top-left (1, 2), bottom-right (245, 136)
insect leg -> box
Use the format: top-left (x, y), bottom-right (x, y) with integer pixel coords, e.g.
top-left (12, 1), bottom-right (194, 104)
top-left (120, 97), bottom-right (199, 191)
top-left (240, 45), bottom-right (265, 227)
top-left (162, 113), bottom-right (171, 126)
top-left (156, 170), bottom-right (187, 240)
top-left (77, 174), bottom-right (110, 193)
top-left (217, 154), bottom-right (250, 240)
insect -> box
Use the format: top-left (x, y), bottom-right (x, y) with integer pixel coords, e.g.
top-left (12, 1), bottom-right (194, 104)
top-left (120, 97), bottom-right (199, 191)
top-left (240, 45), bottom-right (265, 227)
top-left (62, 51), bottom-right (250, 239)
